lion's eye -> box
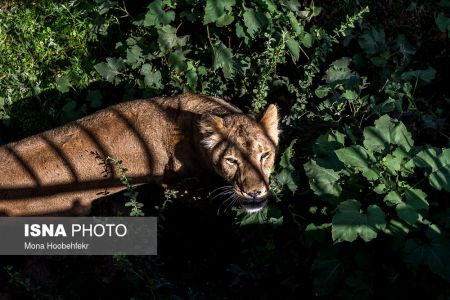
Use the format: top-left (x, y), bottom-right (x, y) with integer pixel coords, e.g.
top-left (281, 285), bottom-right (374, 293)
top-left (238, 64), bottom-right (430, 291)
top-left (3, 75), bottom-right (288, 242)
top-left (225, 157), bottom-right (238, 165)
top-left (260, 152), bottom-right (270, 161)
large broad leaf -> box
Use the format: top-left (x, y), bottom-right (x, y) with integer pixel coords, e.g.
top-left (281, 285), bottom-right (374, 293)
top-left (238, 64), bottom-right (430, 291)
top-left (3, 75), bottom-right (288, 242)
top-left (213, 42), bottom-right (235, 79)
top-left (393, 188), bottom-right (429, 225)
top-left (313, 131), bottom-right (346, 157)
top-left (203, 0), bottom-right (236, 25)
top-left (312, 258), bottom-right (344, 296)
top-left (304, 160), bottom-right (342, 201)
top-left (335, 145), bottom-right (379, 181)
top-left (332, 199), bottom-right (386, 243)
top-left (94, 57), bottom-right (125, 84)
top-left (404, 225), bottom-right (450, 282)
top-left (157, 25), bottom-right (187, 52)
top-left (401, 67), bottom-right (436, 84)
top-left (287, 11), bottom-right (304, 35)
top-left (414, 147), bottom-right (450, 192)
top-left (140, 64), bottom-right (162, 89)
top-left (242, 8), bottom-right (268, 38)
top-left (335, 145), bottom-right (371, 169)
top-left (312, 131), bottom-right (346, 171)
top-left (275, 169), bottom-right (298, 194)
top-left (323, 57), bottom-right (354, 83)
top-left (55, 75), bottom-right (71, 93)
top-left (144, 0), bottom-right (175, 28)
top-left (168, 51), bottom-right (188, 72)
top-left (363, 114), bottom-right (414, 154)
top-left (358, 27), bottom-right (385, 55)
top-left (436, 12), bottom-right (450, 37)
top-left (286, 38), bottom-right (300, 62)
top-left (126, 45), bottom-right (144, 66)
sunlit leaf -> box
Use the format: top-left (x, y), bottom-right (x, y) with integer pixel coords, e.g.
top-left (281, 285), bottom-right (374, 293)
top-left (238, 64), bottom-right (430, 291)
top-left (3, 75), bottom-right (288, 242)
top-left (415, 147), bottom-right (450, 192)
top-left (332, 199), bottom-right (386, 243)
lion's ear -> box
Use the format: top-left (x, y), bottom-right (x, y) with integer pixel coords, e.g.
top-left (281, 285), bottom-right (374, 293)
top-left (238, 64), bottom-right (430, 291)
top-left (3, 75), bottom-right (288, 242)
top-left (259, 104), bottom-right (279, 146)
top-left (199, 114), bottom-right (226, 149)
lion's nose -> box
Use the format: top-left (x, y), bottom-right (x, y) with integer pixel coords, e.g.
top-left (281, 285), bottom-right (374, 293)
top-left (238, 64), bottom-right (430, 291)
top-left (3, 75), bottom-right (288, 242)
top-left (246, 189), bottom-right (263, 199)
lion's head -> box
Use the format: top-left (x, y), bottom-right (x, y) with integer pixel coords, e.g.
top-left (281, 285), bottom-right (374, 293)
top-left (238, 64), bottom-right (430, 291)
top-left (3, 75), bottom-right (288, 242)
top-left (199, 105), bottom-right (279, 213)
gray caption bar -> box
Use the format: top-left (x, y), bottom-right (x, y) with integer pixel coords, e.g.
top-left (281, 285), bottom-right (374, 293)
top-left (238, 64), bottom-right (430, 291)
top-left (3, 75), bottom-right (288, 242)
top-left (0, 217), bottom-right (157, 255)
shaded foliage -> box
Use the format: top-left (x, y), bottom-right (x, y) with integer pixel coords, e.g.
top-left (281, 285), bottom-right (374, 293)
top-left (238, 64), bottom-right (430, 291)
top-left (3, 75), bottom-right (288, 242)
top-left (0, 0), bottom-right (450, 299)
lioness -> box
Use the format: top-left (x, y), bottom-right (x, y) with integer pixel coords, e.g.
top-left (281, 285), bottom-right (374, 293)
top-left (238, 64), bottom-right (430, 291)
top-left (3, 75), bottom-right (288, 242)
top-left (0, 93), bottom-right (279, 216)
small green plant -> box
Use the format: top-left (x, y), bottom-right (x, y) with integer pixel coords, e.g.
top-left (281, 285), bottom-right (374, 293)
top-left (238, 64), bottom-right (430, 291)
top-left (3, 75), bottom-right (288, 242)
top-left (106, 156), bottom-right (144, 216)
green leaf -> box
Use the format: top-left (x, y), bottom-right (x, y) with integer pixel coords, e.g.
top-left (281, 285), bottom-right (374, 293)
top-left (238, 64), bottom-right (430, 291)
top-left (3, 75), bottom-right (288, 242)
top-left (140, 64), bottom-right (162, 89)
top-left (55, 75), bottom-right (71, 93)
top-left (279, 139), bottom-right (296, 170)
top-left (361, 168), bottom-right (379, 181)
top-left (396, 188), bottom-right (428, 225)
top-left (415, 147), bottom-right (450, 192)
top-left (301, 32), bottom-right (313, 47)
top-left (312, 258), bottom-right (344, 296)
top-left (358, 28), bottom-right (385, 55)
top-left (168, 51), bottom-right (187, 72)
top-left (243, 8), bottom-right (267, 38)
top-left (313, 131), bottom-right (345, 157)
top-left (312, 131), bottom-right (346, 171)
top-left (384, 147), bottom-right (409, 175)
top-left (276, 140), bottom-right (298, 193)
top-left (304, 160), bottom-right (342, 201)
top-left (363, 115), bottom-right (414, 154)
top-left (315, 86), bottom-right (331, 98)
top-left (235, 206), bottom-right (283, 226)
top-left (323, 57), bottom-right (354, 83)
top-left (286, 38), bottom-right (300, 62)
top-left (334, 144), bottom-right (379, 180)
top-left (367, 205), bottom-right (387, 231)
top-left (335, 145), bottom-right (371, 169)
top-left (404, 228), bottom-right (450, 282)
top-left (436, 12), bottom-right (450, 33)
top-left (287, 11), bottom-right (304, 35)
top-left (402, 67), bottom-right (437, 83)
top-left (284, 0), bottom-right (301, 12)
top-left (204, 0), bottom-right (236, 25)
top-left (213, 42), bottom-right (235, 79)
top-left (259, 0), bottom-right (277, 13)
top-left (236, 22), bottom-right (250, 44)
top-left (87, 90), bottom-right (103, 108)
top-left (144, 0), bottom-right (175, 28)
top-left (342, 90), bottom-right (357, 100)
top-left (157, 25), bottom-right (187, 52)
top-left (332, 200), bottom-right (386, 243)
top-left (62, 100), bottom-right (77, 113)
top-left (373, 183), bottom-right (387, 194)
top-left (215, 14), bottom-right (234, 27)
top-left (126, 45), bottom-right (143, 65)
top-left (405, 188), bottom-right (428, 210)
top-left (94, 57), bottom-right (125, 84)
top-left (384, 191), bottom-right (402, 206)
top-left (186, 62), bottom-right (198, 89)
top-left (276, 169), bottom-right (298, 194)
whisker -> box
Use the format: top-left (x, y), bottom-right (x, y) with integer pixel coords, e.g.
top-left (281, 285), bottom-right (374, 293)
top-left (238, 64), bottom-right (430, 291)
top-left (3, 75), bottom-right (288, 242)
top-left (210, 190), bottom-right (234, 200)
top-left (217, 194), bottom-right (235, 216)
top-left (209, 185), bottom-right (233, 196)
top-left (224, 195), bottom-right (239, 213)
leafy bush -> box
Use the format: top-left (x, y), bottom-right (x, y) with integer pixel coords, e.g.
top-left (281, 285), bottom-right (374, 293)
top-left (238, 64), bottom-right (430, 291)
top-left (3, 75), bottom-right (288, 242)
top-left (0, 0), bottom-right (98, 104)
top-left (1, 0), bottom-right (449, 299)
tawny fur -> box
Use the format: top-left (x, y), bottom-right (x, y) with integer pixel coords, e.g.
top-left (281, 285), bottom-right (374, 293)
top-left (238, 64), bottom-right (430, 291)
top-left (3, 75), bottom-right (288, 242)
top-left (0, 93), bottom-right (278, 216)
